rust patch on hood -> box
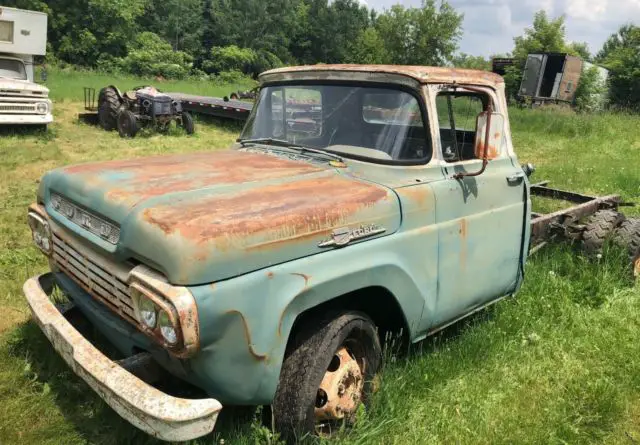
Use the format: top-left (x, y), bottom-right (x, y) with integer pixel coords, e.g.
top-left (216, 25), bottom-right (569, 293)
top-left (142, 174), bottom-right (388, 246)
top-left (62, 150), bottom-right (325, 209)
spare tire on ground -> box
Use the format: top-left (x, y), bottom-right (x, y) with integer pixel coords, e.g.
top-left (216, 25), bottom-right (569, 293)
top-left (582, 209), bottom-right (625, 255)
top-left (98, 86), bottom-right (122, 131)
top-left (614, 218), bottom-right (640, 278)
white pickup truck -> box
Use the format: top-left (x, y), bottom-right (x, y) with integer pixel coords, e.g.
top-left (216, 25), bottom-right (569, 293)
top-left (0, 6), bottom-right (52, 127)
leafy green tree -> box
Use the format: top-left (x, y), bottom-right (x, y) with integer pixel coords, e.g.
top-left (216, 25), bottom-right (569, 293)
top-left (116, 32), bottom-right (193, 78)
top-left (202, 45), bottom-right (257, 74)
top-left (289, 0), bottom-right (369, 64)
top-left (567, 41), bottom-right (591, 61)
top-left (375, 1), bottom-right (463, 66)
top-left (597, 24), bottom-right (640, 110)
top-left (504, 10), bottom-right (570, 98)
top-left (346, 27), bottom-right (390, 64)
top-left (140, 0), bottom-right (205, 54)
top-left (451, 53), bottom-right (491, 71)
top-left (574, 66), bottom-right (607, 112)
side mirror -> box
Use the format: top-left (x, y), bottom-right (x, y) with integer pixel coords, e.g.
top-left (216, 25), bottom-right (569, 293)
top-left (474, 111), bottom-right (505, 160)
top-left (454, 109), bottom-right (505, 180)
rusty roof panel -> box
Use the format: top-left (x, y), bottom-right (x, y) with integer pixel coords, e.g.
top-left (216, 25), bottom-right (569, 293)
top-left (261, 64), bottom-right (504, 88)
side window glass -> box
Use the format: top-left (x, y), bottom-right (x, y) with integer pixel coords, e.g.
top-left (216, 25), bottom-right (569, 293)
top-left (436, 93), bottom-right (485, 163)
top-left (270, 89), bottom-right (284, 138)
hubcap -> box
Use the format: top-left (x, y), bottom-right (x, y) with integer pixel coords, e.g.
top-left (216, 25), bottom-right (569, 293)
top-left (314, 347), bottom-right (364, 423)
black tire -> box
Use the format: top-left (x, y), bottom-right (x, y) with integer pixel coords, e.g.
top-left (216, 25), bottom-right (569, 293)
top-left (117, 110), bottom-right (138, 138)
top-left (97, 86), bottom-right (122, 131)
top-left (615, 219), bottom-right (640, 278)
top-left (273, 311), bottom-right (381, 443)
top-left (180, 112), bottom-right (195, 135)
top-left (582, 210), bottom-right (625, 255)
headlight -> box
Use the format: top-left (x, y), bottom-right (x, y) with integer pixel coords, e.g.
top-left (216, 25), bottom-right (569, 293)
top-left (28, 212), bottom-right (52, 255)
top-left (158, 310), bottom-right (178, 345)
top-left (138, 297), bottom-right (157, 328)
top-left (36, 102), bottom-right (49, 114)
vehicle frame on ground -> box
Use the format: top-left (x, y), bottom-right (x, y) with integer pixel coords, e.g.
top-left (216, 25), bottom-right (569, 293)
top-left (23, 64), bottom-right (640, 443)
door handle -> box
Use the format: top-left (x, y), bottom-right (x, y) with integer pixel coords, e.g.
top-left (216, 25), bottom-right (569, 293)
top-left (506, 172), bottom-right (525, 185)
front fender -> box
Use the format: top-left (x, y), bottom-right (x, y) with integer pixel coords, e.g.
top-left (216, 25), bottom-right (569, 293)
top-left (187, 236), bottom-right (426, 405)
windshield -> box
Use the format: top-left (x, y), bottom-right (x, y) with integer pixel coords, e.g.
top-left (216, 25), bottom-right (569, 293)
top-left (0, 58), bottom-right (27, 80)
top-left (240, 84), bottom-right (431, 162)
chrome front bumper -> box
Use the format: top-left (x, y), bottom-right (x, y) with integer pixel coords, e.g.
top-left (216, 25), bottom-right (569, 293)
top-left (23, 273), bottom-right (222, 442)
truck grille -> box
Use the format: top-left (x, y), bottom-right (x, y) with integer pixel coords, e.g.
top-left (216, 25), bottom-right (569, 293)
top-left (0, 103), bottom-right (36, 113)
top-left (52, 233), bottom-right (136, 322)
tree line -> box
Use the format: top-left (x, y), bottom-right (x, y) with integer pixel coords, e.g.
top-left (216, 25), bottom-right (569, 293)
top-left (5, 0), bottom-right (463, 78)
top-left (4, 0), bottom-right (639, 110)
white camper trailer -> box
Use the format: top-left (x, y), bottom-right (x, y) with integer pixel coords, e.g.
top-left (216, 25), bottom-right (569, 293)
top-left (0, 6), bottom-right (52, 126)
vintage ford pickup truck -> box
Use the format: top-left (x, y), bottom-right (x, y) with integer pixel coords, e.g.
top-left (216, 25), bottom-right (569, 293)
top-left (23, 65), bottom-right (640, 442)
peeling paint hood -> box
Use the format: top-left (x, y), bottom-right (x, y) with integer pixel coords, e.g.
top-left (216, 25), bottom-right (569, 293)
top-left (42, 149), bottom-right (401, 285)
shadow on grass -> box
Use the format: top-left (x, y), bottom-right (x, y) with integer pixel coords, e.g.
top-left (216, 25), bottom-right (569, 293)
top-left (5, 316), bottom-right (257, 445)
top-left (0, 124), bottom-right (53, 139)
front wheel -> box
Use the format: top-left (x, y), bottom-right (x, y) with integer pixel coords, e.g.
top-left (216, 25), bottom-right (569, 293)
top-left (117, 110), bottom-right (138, 138)
top-left (273, 311), bottom-right (381, 442)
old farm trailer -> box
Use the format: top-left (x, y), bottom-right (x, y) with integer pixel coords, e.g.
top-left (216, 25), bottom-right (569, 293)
top-left (518, 52), bottom-right (608, 107)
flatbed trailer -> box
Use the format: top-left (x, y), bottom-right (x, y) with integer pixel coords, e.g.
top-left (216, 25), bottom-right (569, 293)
top-left (165, 93), bottom-right (253, 121)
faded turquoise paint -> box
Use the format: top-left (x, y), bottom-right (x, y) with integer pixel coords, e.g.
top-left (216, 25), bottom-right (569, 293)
top-left (33, 69), bottom-right (532, 407)
top-left (38, 151), bottom-right (401, 285)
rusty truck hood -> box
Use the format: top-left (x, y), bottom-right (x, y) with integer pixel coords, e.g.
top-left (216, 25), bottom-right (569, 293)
top-left (43, 149), bottom-right (400, 285)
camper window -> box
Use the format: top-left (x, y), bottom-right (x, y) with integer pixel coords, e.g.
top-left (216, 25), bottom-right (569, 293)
top-left (0, 59), bottom-right (27, 80)
top-left (0, 20), bottom-right (14, 43)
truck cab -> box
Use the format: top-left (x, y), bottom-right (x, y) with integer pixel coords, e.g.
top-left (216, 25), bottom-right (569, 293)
top-left (23, 65), bottom-right (531, 442)
top-left (0, 7), bottom-right (52, 126)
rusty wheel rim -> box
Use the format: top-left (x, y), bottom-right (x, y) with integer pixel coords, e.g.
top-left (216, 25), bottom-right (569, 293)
top-left (314, 345), bottom-right (365, 434)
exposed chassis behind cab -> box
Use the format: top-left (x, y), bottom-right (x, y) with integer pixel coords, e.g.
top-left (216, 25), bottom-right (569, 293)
top-left (530, 181), bottom-right (627, 253)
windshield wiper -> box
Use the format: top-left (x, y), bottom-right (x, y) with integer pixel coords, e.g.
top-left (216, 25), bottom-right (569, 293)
top-left (238, 138), bottom-right (343, 162)
top-left (238, 137), bottom-right (302, 148)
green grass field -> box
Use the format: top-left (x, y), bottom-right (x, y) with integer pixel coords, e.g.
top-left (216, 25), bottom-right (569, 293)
top-left (0, 70), bottom-right (639, 445)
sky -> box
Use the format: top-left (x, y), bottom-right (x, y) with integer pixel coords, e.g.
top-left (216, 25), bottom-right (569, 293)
top-left (361, 0), bottom-right (640, 58)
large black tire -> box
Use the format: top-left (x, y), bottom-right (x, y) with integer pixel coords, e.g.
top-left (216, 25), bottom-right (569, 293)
top-left (179, 111), bottom-right (195, 135)
top-left (273, 311), bottom-right (381, 443)
top-left (614, 219), bottom-right (640, 278)
top-left (98, 86), bottom-right (122, 131)
top-left (117, 110), bottom-right (138, 138)
top-left (582, 210), bottom-right (625, 255)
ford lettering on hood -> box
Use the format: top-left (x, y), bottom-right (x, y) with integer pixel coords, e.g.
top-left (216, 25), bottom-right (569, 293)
top-left (40, 149), bottom-right (401, 285)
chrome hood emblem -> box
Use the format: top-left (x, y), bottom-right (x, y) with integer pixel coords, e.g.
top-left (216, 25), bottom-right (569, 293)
top-left (318, 224), bottom-right (386, 248)
top-left (50, 193), bottom-right (120, 244)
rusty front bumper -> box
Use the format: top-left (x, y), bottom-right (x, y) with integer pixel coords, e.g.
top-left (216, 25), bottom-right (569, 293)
top-left (23, 273), bottom-right (222, 442)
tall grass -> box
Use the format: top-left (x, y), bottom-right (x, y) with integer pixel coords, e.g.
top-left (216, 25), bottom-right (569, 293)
top-left (0, 71), bottom-right (638, 444)
top-left (40, 66), bottom-right (255, 102)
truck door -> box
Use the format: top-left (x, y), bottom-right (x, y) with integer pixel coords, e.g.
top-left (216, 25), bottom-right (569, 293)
top-left (429, 88), bottom-right (527, 328)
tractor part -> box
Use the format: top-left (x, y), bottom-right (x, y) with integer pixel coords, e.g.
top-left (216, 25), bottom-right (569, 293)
top-left (98, 86), bottom-right (123, 131)
top-left (179, 112), bottom-right (195, 135)
top-left (117, 110), bottom-right (139, 138)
